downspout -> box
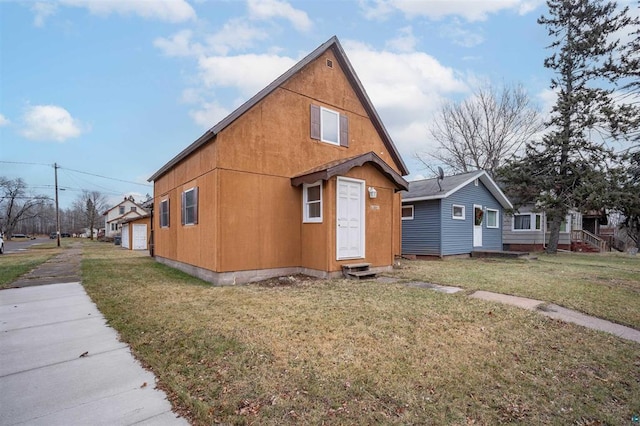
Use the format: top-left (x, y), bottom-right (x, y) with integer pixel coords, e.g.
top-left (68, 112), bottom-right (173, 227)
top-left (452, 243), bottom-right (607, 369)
top-left (542, 211), bottom-right (547, 250)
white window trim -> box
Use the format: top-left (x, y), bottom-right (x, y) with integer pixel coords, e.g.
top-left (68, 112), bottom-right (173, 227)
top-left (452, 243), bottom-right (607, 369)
top-left (512, 213), bottom-right (542, 231)
top-left (182, 187), bottom-right (198, 226)
top-left (486, 208), bottom-right (499, 228)
top-left (303, 181), bottom-right (323, 223)
top-left (320, 106), bottom-right (340, 145)
top-left (160, 199), bottom-right (169, 228)
top-left (402, 205), bottom-right (414, 220)
top-left (452, 204), bottom-right (465, 220)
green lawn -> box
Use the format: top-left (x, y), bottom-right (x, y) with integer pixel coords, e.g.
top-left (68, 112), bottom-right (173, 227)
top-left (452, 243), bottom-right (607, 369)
top-left (78, 243), bottom-right (640, 425)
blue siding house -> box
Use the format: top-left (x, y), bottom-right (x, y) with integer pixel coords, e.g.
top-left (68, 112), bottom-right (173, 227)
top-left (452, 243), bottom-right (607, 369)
top-left (401, 170), bottom-right (512, 257)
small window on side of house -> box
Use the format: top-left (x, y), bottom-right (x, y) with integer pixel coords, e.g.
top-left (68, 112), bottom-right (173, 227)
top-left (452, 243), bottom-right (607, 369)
top-left (486, 209), bottom-right (499, 228)
top-left (181, 187), bottom-right (198, 226)
top-left (402, 205), bottom-right (414, 220)
top-left (452, 204), bottom-right (465, 220)
top-left (131, 206), bottom-right (137, 212)
top-left (160, 199), bottom-right (170, 228)
top-left (303, 181), bottom-right (322, 223)
top-left (119, 206), bottom-right (125, 215)
top-left (535, 214), bottom-right (542, 230)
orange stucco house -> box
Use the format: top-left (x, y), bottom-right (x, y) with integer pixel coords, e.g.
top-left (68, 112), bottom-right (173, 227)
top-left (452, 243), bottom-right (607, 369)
top-left (148, 36), bottom-right (409, 285)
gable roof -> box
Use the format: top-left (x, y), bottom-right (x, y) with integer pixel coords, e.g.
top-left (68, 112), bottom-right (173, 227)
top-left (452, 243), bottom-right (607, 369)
top-left (291, 151), bottom-right (409, 191)
top-left (402, 170), bottom-right (512, 209)
top-left (102, 197), bottom-right (147, 216)
top-left (148, 36), bottom-right (408, 182)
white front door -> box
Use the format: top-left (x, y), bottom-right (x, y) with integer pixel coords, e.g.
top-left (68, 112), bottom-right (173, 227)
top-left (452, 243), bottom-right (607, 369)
top-left (121, 224), bottom-right (130, 249)
top-left (336, 177), bottom-right (365, 260)
top-left (133, 224), bottom-right (147, 250)
top-left (473, 204), bottom-right (483, 247)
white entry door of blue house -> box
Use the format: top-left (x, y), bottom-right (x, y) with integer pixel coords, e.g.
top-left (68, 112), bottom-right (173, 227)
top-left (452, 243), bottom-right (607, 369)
top-left (337, 177), bottom-right (365, 260)
top-left (473, 204), bottom-right (483, 247)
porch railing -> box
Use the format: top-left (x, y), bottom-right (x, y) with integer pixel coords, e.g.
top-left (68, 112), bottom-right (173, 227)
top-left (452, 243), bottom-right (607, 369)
top-left (571, 229), bottom-right (608, 252)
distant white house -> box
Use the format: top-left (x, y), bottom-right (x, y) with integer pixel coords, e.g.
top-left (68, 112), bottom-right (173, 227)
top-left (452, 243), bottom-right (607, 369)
top-left (78, 228), bottom-right (100, 238)
top-left (103, 196), bottom-right (148, 238)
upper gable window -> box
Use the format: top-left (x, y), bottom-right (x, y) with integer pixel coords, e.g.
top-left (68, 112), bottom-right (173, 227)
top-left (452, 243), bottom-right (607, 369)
top-left (119, 206), bottom-right (125, 215)
top-left (131, 206), bottom-right (137, 212)
top-left (310, 104), bottom-right (349, 147)
top-left (321, 107), bottom-right (339, 144)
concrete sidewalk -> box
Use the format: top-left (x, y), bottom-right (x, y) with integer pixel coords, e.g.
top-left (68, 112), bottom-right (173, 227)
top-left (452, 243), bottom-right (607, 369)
top-left (0, 282), bottom-right (188, 425)
top-left (469, 290), bottom-right (640, 344)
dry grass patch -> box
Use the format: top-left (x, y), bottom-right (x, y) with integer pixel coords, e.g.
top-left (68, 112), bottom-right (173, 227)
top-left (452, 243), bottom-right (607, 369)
top-left (81, 243), bottom-right (640, 425)
top-left (394, 253), bottom-right (640, 329)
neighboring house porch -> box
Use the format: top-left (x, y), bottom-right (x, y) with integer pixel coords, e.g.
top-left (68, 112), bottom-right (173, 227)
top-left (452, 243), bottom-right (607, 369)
top-left (503, 208), bottom-right (609, 252)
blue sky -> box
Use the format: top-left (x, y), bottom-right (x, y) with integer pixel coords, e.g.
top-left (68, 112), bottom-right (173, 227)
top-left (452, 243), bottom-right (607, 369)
top-left (0, 0), bottom-right (628, 209)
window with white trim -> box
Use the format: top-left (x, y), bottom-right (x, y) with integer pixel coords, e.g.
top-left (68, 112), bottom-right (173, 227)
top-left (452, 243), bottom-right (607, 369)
top-left (513, 213), bottom-right (542, 231)
top-left (452, 204), bottom-right (465, 220)
top-left (321, 107), bottom-right (339, 144)
top-left (486, 209), bottom-right (499, 228)
top-left (402, 205), bottom-right (414, 220)
top-left (181, 187), bottom-right (198, 225)
top-left (160, 199), bottom-right (170, 228)
top-left (311, 104), bottom-right (348, 147)
top-left (303, 181), bottom-right (322, 223)
top-left (119, 206), bottom-right (125, 215)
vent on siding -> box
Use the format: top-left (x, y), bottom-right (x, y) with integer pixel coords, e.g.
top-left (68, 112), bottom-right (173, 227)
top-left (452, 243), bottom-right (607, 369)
top-left (326, 59), bottom-right (333, 68)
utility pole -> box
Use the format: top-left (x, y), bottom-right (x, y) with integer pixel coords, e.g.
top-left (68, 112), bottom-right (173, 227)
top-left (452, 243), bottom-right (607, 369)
top-left (54, 163), bottom-right (61, 247)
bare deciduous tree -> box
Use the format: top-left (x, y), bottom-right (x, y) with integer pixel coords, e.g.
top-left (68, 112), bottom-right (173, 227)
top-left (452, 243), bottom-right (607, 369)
top-left (73, 190), bottom-right (108, 240)
top-left (0, 177), bottom-right (50, 238)
top-left (416, 83), bottom-right (544, 177)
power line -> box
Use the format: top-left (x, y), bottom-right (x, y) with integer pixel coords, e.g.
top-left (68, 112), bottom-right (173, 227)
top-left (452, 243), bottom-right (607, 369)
top-left (0, 160), bottom-right (52, 167)
top-left (0, 161), bottom-right (152, 187)
top-left (61, 166), bottom-right (152, 187)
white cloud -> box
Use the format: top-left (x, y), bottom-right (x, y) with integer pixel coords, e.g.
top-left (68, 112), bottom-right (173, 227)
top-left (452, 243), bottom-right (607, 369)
top-left (155, 21), bottom-right (269, 58)
top-left (385, 26), bottom-right (418, 52)
top-left (247, 0), bottom-right (312, 31)
top-left (20, 105), bottom-right (84, 142)
top-left (197, 53), bottom-right (296, 96)
top-left (360, 0), bottom-right (539, 22)
top-left (0, 113), bottom-right (10, 127)
top-left (60, 0), bottom-right (196, 23)
top-left (439, 19), bottom-right (484, 47)
top-left (31, 2), bottom-right (58, 27)
top-left (154, 30), bottom-right (204, 57)
top-left (537, 87), bottom-right (556, 119)
top-left (205, 19), bottom-right (269, 55)
top-left (189, 101), bottom-right (231, 129)
top-left (343, 40), bottom-right (469, 156)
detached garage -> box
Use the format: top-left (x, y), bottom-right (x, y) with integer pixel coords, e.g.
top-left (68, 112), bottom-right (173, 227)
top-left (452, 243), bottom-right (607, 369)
top-left (121, 214), bottom-right (151, 251)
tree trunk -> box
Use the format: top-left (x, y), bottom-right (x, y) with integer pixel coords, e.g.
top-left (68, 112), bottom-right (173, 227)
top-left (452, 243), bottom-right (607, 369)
top-left (546, 215), bottom-right (562, 254)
